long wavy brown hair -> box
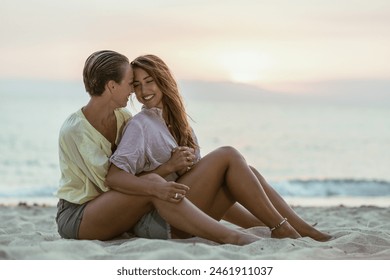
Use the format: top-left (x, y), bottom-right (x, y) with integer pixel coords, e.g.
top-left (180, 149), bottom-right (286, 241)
top-left (131, 55), bottom-right (198, 150)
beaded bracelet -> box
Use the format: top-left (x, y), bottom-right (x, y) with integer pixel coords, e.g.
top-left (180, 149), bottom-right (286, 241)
top-left (270, 217), bottom-right (288, 232)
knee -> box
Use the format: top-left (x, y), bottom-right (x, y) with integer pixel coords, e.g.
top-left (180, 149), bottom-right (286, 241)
top-left (139, 173), bottom-right (166, 183)
top-left (217, 146), bottom-right (242, 159)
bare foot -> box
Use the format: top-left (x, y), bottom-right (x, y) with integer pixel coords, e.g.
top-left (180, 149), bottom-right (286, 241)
top-left (224, 231), bottom-right (261, 245)
top-left (310, 231), bottom-right (333, 242)
top-left (299, 226), bottom-right (332, 241)
top-left (270, 221), bottom-right (301, 239)
top-left (236, 233), bottom-right (261, 245)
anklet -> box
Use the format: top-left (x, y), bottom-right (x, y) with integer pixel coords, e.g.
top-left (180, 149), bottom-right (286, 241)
top-left (270, 218), bottom-right (288, 232)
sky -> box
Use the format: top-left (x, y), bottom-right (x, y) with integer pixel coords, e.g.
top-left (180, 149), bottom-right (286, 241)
top-left (1, 0), bottom-right (390, 92)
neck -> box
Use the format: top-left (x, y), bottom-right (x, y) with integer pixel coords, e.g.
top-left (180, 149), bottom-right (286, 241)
top-left (82, 94), bottom-right (119, 146)
top-left (83, 95), bottom-right (115, 121)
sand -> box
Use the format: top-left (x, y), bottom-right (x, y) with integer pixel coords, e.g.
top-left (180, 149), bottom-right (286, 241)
top-left (0, 204), bottom-right (389, 260)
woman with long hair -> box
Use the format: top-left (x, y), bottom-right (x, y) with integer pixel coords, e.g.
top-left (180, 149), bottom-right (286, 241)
top-left (108, 54), bottom-right (331, 241)
top-left (56, 50), bottom-right (260, 245)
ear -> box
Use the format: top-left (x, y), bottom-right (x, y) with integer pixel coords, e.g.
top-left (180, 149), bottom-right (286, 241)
top-left (106, 80), bottom-right (116, 93)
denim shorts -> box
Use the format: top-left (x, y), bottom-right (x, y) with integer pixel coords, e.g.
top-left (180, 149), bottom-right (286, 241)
top-left (56, 199), bottom-right (87, 239)
top-left (133, 209), bottom-right (171, 239)
top-left (56, 199), bottom-right (171, 240)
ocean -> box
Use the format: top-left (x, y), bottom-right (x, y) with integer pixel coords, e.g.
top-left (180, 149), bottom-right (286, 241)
top-left (1, 79), bottom-right (389, 206)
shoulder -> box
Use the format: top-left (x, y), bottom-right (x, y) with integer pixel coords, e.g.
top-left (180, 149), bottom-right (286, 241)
top-left (59, 109), bottom-right (96, 145)
top-left (132, 107), bottom-right (162, 124)
top-left (59, 109), bottom-right (86, 136)
top-left (123, 112), bottom-right (144, 132)
top-left (121, 108), bottom-right (156, 137)
top-left (115, 107), bottom-right (132, 122)
top-left (128, 109), bottom-right (151, 126)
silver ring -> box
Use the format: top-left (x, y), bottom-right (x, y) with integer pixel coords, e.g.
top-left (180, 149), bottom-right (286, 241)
top-left (174, 193), bottom-right (179, 199)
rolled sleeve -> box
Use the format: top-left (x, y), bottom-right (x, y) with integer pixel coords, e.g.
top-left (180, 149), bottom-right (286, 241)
top-left (110, 120), bottom-right (147, 175)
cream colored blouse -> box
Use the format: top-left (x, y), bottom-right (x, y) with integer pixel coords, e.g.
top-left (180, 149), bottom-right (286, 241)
top-left (56, 108), bottom-right (131, 204)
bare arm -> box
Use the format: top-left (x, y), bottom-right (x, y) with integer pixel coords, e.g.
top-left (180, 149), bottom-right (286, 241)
top-left (105, 164), bottom-right (190, 201)
top-left (140, 146), bottom-right (197, 178)
top-left (139, 160), bottom-right (176, 178)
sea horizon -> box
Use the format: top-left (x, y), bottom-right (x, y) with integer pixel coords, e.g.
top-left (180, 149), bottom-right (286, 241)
top-left (1, 79), bottom-right (389, 207)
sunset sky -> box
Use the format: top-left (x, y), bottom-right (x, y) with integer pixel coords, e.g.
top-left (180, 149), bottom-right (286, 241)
top-left (1, 0), bottom-right (389, 92)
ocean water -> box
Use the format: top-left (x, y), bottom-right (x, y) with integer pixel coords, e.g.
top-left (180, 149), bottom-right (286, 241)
top-left (1, 80), bottom-right (389, 206)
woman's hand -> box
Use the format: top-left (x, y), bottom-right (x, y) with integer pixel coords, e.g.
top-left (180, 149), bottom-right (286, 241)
top-left (165, 146), bottom-right (197, 175)
top-left (138, 146), bottom-right (197, 179)
top-left (153, 181), bottom-right (190, 203)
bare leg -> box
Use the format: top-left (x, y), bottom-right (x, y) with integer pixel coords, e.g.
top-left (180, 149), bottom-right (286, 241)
top-left (154, 196), bottom-right (259, 245)
top-left (78, 174), bottom-right (260, 244)
top-left (171, 185), bottom-right (265, 238)
top-left (178, 147), bottom-right (300, 239)
top-left (170, 186), bottom-right (241, 239)
top-left (249, 166), bottom-right (332, 241)
top-left (223, 202), bottom-right (265, 228)
top-left (213, 166), bottom-right (331, 241)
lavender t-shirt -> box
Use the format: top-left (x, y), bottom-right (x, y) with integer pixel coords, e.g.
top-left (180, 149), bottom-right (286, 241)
top-left (110, 107), bottom-right (200, 182)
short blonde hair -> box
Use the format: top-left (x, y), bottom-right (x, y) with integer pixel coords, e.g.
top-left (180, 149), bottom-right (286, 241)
top-left (83, 50), bottom-right (129, 96)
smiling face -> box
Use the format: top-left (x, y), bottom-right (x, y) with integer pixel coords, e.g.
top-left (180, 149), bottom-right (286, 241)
top-left (132, 67), bottom-right (163, 109)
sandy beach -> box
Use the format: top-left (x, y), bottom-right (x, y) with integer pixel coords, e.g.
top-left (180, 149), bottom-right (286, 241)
top-left (0, 204), bottom-right (389, 260)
